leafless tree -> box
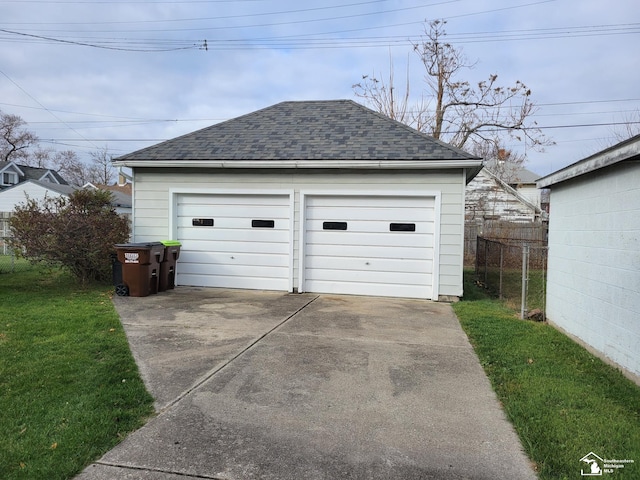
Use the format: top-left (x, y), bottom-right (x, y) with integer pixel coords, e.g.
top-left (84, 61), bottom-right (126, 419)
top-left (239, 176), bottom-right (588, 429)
top-left (354, 20), bottom-right (553, 179)
top-left (88, 146), bottom-right (116, 185)
top-left (0, 110), bottom-right (38, 162)
top-left (52, 150), bottom-right (92, 186)
top-left (609, 110), bottom-right (640, 144)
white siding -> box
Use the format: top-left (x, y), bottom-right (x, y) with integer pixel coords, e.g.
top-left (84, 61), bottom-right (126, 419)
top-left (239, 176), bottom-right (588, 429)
top-left (131, 168), bottom-right (466, 298)
top-left (0, 183), bottom-right (67, 212)
top-left (546, 161), bottom-right (640, 377)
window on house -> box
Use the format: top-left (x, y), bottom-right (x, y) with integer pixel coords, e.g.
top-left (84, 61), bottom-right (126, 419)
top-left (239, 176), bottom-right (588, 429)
top-left (1, 171), bottom-right (18, 186)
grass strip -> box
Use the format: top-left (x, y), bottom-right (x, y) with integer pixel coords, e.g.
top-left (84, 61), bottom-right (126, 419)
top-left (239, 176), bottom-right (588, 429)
top-left (0, 266), bottom-right (154, 479)
top-left (453, 277), bottom-right (640, 479)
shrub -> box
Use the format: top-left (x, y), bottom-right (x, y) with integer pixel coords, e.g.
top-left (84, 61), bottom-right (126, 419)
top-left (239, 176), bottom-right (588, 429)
top-left (9, 188), bottom-right (130, 284)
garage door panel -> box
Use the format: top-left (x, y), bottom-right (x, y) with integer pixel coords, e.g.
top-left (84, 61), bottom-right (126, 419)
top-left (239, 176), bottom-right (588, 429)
top-left (179, 239), bottom-right (289, 255)
top-left (180, 251), bottom-right (289, 268)
top-left (307, 268), bottom-right (430, 285)
top-left (176, 193), bottom-right (291, 291)
top-left (305, 243), bottom-right (433, 261)
top-left (177, 216), bottom-right (289, 230)
top-left (303, 194), bottom-right (435, 299)
top-left (306, 207), bottom-right (434, 223)
top-left (178, 205), bottom-right (289, 221)
top-left (178, 273), bottom-right (288, 291)
top-left (305, 220), bottom-right (435, 235)
top-left (305, 231), bottom-right (433, 249)
top-left (178, 262), bottom-right (289, 279)
top-left (179, 193), bottom-right (289, 206)
top-left (178, 228), bottom-right (290, 244)
top-left (305, 280), bottom-right (428, 299)
top-left (305, 256), bottom-right (432, 274)
top-left (306, 195), bottom-right (434, 209)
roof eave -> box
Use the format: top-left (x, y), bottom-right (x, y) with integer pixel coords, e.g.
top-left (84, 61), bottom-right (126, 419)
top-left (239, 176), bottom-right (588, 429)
top-left (113, 158), bottom-right (483, 170)
top-left (537, 134), bottom-right (640, 188)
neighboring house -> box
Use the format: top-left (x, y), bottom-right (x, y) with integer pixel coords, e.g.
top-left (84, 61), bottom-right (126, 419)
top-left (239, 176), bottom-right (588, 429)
top-left (0, 162), bottom-right (75, 254)
top-left (0, 164), bottom-right (133, 251)
top-left (1, 160), bottom-right (69, 190)
top-left (537, 134), bottom-right (640, 380)
top-left (84, 182), bottom-right (132, 217)
top-left (114, 100), bottom-right (483, 300)
top-left (465, 167), bottom-right (547, 223)
top-left (506, 166), bottom-right (546, 211)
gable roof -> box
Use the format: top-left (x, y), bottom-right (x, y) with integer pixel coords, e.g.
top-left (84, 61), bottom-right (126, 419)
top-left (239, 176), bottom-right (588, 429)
top-left (114, 100), bottom-right (482, 177)
top-left (0, 161), bottom-right (69, 185)
top-left (537, 133), bottom-right (640, 188)
top-left (482, 168), bottom-right (547, 219)
top-left (0, 179), bottom-right (76, 196)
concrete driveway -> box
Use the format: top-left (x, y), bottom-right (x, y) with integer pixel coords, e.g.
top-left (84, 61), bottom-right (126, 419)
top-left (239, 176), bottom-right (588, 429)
top-left (77, 288), bottom-right (537, 480)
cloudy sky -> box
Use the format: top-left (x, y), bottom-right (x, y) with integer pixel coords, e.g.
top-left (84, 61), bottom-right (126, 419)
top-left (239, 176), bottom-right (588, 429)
top-left (1, 0), bottom-right (639, 176)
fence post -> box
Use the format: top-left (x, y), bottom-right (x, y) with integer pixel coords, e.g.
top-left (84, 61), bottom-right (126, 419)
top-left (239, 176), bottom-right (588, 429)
top-left (521, 244), bottom-right (530, 319)
top-left (499, 244), bottom-right (504, 300)
top-left (475, 236), bottom-right (480, 277)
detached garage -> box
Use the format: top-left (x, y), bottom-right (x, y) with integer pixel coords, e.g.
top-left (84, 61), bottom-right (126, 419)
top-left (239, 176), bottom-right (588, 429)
top-left (114, 100), bottom-right (482, 300)
top-left (537, 134), bottom-right (640, 379)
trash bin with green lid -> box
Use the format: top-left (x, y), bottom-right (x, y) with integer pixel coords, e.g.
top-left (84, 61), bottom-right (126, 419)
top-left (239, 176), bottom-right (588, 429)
top-left (159, 240), bottom-right (181, 292)
top-left (114, 242), bottom-right (165, 297)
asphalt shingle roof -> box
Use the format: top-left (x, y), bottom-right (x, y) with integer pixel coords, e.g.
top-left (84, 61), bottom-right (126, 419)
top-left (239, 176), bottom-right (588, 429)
top-left (116, 100), bottom-right (479, 162)
top-left (0, 162), bottom-right (69, 185)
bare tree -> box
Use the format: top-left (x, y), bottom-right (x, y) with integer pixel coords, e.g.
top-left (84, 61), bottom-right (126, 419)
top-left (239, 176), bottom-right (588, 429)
top-left (354, 20), bottom-right (553, 178)
top-left (0, 110), bottom-right (38, 162)
top-left (51, 150), bottom-right (92, 186)
top-left (88, 146), bottom-right (116, 185)
top-left (610, 110), bottom-right (640, 144)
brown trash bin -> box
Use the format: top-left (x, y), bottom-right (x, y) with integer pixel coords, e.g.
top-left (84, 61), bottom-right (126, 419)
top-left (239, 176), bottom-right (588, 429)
top-left (114, 242), bottom-right (165, 297)
top-left (158, 240), bottom-right (181, 292)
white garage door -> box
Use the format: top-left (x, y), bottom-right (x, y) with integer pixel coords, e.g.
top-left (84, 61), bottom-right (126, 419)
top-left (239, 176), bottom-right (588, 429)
top-left (176, 193), bottom-right (292, 291)
top-left (303, 195), bottom-right (436, 299)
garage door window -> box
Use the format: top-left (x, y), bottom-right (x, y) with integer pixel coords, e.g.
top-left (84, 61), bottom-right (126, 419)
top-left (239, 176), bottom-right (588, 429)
top-left (192, 218), bottom-right (214, 227)
top-left (390, 223), bottom-right (416, 232)
top-left (251, 219), bottom-right (275, 228)
top-left (323, 221), bottom-right (348, 230)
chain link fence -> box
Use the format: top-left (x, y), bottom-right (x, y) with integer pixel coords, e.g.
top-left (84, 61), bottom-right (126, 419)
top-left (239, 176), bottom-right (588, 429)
top-left (475, 236), bottom-right (548, 320)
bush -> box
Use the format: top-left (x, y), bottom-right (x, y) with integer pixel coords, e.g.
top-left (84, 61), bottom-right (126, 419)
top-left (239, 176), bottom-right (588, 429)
top-left (9, 188), bottom-right (130, 284)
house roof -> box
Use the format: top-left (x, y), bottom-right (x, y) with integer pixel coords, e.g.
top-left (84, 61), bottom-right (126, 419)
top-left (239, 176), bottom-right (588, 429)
top-left (0, 179), bottom-right (77, 196)
top-left (0, 162), bottom-right (69, 185)
top-left (511, 167), bottom-right (540, 184)
top-left (88, 183), bottom-right (132, 208)
top-left (114, 100), bottom-right (482, 177)
top-left (537, 133), bottom-right (640, 188)
top-left (0, 180), bottom-right (131, 209)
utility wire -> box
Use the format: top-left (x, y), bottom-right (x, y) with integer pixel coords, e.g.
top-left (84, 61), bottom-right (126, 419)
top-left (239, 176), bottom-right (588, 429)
top-left (0, 69), bottom-right (100, 150)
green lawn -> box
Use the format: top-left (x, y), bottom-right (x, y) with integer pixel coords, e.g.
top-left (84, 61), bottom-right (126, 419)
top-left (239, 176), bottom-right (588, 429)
top-left (0, 267), bottom-right (154, 479)
top-left (455, 273), bottom-right (640, 479)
